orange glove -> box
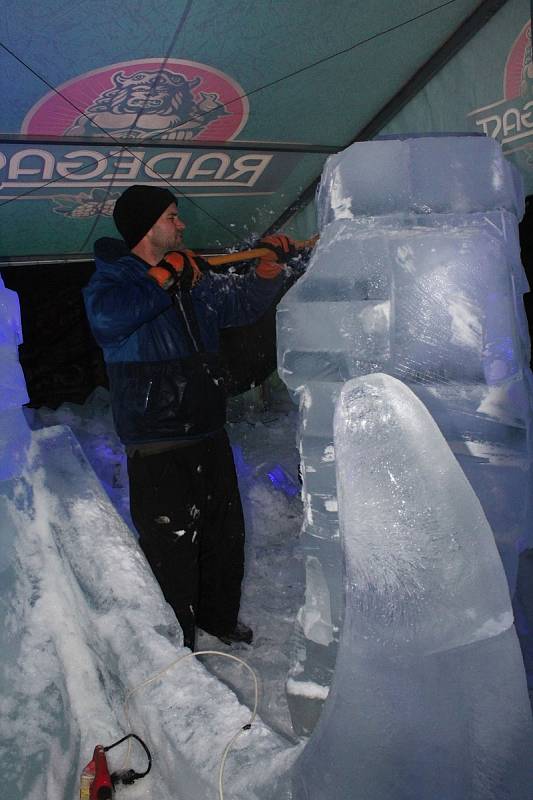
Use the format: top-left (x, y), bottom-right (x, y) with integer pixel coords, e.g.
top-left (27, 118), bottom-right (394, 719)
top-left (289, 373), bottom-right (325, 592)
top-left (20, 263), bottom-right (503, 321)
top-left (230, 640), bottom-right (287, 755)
top-left (164, 250), bottom-right (205, 287)
top-left (148, 250), bottom-right (204, 292)
top-left (258, 234), bottom-right (295, 262)
top-left (147, 265), bottom-right (177, 291)
top-left (255, 234), bottom-right (295, 279)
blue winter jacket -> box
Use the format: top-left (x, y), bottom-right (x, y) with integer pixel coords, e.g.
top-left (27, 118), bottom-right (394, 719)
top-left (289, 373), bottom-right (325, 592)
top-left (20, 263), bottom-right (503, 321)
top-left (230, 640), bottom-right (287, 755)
top-left (84, 238), bottom-right (284, 446)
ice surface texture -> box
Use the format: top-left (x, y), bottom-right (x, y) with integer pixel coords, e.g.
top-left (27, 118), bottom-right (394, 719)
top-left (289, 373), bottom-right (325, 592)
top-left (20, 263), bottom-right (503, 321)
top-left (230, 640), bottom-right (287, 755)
top-left (278, 218), bottom-right (532, 591)
top-left (316, 136), bottom-right (524, 229)
top-left (277, 134), bottom-right (533, 734)
top-left (0, 276), bottom-right (30, 479)
top-left (292, 374), bottom-right (533, 800)
top-left (0, 276), bottom-right (28, 409)
top-left (0, 427), bottom-right (298, 800)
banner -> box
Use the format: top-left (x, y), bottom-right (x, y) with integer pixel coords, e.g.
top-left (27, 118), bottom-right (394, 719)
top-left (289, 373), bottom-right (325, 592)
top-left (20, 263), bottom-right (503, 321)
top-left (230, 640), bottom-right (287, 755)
top-left (383, 0), bottom-right (533, 196)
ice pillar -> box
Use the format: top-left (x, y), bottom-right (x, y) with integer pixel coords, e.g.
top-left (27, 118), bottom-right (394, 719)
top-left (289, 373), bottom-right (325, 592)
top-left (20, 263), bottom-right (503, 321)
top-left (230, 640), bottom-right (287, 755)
top-left (277, 135), bottom-right (533, 734)
top-left (292, 374), bottom-right (533, 800)
top-left (0, 276), bottom-right (30, 479)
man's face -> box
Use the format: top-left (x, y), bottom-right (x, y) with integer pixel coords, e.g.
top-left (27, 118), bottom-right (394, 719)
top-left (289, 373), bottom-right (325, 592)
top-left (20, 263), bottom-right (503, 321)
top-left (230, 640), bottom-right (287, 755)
top-left (147, 202), bottom-right (186, 253)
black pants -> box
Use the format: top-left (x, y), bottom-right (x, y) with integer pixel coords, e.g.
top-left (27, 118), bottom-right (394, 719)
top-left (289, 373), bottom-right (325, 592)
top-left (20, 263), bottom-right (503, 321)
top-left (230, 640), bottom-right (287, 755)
top-left (127, 429), bottom-right (245, 646)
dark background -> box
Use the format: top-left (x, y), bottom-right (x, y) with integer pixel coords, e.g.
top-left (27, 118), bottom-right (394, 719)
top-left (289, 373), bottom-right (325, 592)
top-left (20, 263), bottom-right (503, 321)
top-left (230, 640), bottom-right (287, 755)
top-left (0, 259), bottom-right (293, 409)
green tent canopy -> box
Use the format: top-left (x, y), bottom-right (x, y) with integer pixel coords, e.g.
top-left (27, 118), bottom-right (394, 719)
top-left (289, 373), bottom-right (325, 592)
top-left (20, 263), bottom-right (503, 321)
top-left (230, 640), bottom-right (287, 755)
top-left (1, 0), bottom-right (531, 263)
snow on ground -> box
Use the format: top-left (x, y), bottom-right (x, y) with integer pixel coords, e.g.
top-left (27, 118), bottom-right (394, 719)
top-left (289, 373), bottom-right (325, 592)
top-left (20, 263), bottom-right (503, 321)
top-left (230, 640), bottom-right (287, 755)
top-left (1, 421), bottom-right (301, 800)
top-left (26, 381), bottom-right (305, 742)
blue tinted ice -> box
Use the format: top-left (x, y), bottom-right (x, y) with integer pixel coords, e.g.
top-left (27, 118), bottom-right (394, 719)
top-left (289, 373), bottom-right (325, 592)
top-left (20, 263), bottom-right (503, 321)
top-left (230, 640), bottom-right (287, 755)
top-left (0, 276), bottom-right (30, 479)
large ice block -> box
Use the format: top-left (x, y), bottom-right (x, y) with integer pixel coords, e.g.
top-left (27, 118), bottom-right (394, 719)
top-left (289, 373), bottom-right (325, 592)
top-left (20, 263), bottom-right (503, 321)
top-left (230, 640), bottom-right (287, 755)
top-left (278, 216), bottom-right (533, 581)
top-left (292, 374), bottom-right (533, 799)
top-left (277, 135), bottom-right (533, 736)
top-left (316, 135), bottom-right (524, 229)
top-left (280, 215), bottom-right (527, 389)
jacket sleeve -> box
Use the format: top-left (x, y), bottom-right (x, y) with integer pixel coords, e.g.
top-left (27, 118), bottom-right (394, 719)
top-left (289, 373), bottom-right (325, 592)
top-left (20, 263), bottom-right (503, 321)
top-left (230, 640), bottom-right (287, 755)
top-left (83, 272), bottom-right (172, 347)
top-left (204, 269), bottom-right (285, 329)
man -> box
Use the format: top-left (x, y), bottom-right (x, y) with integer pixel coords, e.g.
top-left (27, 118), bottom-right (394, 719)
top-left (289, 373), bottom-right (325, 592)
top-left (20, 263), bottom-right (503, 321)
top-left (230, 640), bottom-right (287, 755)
top-left (84, 184), bottom-right (294, 650)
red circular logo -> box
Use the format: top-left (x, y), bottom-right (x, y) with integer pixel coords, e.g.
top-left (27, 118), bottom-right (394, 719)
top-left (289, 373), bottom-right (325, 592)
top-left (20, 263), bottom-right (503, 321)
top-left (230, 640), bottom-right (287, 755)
top-left (504, 21), bottom-right (531, 100)
top-left (21, 58), bottom-right (249, 141)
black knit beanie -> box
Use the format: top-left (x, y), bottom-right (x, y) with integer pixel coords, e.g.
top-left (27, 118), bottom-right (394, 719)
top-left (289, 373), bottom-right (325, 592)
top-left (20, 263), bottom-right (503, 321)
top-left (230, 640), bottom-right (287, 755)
top-left (113, 185), bottom-right (177, 248)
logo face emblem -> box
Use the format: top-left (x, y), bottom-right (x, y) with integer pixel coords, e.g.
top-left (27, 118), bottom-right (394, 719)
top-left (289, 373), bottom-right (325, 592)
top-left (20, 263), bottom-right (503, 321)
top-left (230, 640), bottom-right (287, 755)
top-left (1, 57), bottom-right (293, 220)
top-left (22, 58), bottom-right (249, 141)
top-left (470, 22), bottom-right (533, 163)
top-left (504, 21), bottom-right (532, 101)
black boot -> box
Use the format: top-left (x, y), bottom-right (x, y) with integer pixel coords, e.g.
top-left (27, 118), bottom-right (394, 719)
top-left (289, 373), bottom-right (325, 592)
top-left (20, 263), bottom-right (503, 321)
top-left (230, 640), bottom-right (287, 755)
top-left (203, 621), bottom-right (253, 646)
top-left (182, 623), bottom-right (196, 651)
top-left (177, 607), bottom-right (196, 651)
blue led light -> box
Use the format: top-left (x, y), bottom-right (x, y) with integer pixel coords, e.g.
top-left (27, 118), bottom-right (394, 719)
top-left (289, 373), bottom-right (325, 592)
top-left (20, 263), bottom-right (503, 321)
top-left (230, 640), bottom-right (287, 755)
top-left (266, 464), bottom-right (299, 497)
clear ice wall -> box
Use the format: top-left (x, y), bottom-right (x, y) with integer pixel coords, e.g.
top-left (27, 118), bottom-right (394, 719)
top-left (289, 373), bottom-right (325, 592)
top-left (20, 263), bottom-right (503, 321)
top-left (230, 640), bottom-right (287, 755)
top-left (277, 135), bottom-right (533, 735)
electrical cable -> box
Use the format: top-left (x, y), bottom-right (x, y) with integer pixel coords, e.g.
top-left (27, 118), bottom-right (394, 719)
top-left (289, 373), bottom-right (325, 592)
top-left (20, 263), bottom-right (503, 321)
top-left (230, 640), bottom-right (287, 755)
top-left (0, 0), bottom-right (460, 236)
top-left (91, 0), bottom-right (462, 151)
top-left (105, 732), bottom-right (152, 786)
top-left (123, 649), bottom-right (259, 800)
top-left (139, 0), bottom-right (462, 136)
top-left (1, 0), bottom-right (462, 158)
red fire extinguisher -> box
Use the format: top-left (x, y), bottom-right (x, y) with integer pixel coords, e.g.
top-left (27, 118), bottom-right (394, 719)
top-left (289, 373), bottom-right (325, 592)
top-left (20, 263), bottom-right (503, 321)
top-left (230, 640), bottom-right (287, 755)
top-left (80, 734), bottom-right (151, 800)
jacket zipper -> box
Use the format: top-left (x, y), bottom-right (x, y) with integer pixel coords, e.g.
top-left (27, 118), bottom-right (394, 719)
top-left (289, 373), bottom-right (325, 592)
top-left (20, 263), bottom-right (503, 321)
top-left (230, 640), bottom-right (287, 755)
top-left (174, 288), bottom-right (201, 352)
top-left (143, 380), bottom-right (153, 410)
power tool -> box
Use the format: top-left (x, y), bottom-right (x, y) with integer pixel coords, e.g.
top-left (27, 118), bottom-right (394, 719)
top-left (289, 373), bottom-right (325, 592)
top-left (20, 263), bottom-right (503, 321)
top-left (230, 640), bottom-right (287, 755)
top-left (80, 734), bottom-right (151, 800)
